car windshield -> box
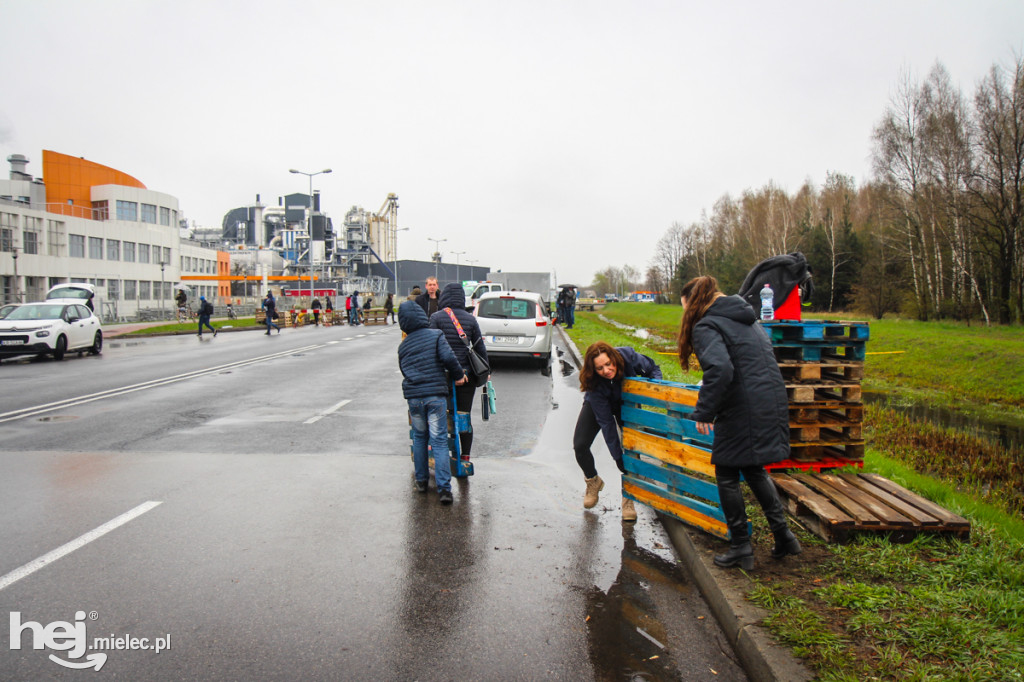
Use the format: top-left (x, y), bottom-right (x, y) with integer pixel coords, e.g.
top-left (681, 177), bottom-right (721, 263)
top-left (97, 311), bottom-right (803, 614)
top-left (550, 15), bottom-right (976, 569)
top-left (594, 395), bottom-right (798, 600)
top-left (477, 298), bottom-right (536, 320)
top-left (47, 286), bottom-right (91, 300)
top-left (4, 304), bottom-right (68, 321)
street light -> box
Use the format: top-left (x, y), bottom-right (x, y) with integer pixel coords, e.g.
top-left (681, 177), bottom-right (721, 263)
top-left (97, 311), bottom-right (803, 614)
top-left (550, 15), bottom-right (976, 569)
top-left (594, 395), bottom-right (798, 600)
top-left (450, 250), bottom-right (466, 285)
top-left (289, 168), bottom-right (332, 307)
top-left (465, 258), bottom-right (479, 283)
top-left (394, 227), bottom-right (410, 296)
top-left (427, 237), bottom-right (447, 280)
top-left (159, 261), bottom-right (166, 319)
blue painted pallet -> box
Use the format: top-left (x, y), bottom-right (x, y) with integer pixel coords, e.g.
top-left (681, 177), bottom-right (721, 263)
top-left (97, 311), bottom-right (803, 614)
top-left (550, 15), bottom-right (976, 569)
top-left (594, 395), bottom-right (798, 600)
top-left (772, 341), bottom-right (867, 362)
top-left (763, 320), bottom-right (870, 342)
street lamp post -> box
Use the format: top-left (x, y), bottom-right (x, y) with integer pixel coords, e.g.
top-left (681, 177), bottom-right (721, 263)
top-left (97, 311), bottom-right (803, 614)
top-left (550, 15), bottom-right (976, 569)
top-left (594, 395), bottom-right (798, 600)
top-left (159, 261), bottom-right (166, 319)
top-left (465, 258), bottom-right (479, 283)
top-left (394, 227), bottom-right (410, 295)
top-left (427, 237), bottom-right (447, 280)
top-left (289, 168), bottom-right (332, 308)
top-left (450, 250), bottom-right (466, 285)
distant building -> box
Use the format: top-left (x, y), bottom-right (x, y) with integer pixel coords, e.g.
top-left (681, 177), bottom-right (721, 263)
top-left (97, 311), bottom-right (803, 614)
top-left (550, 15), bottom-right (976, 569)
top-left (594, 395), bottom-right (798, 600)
top-left (0, 150), bottom-right (226, 320)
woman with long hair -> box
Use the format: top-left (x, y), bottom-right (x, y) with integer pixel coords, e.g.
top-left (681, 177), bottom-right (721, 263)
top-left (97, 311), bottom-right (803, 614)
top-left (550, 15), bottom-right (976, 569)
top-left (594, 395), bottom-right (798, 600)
top-left (574, 341), bottom-right (662, 522)
top-left (678, 275), bottom-right (801, 569)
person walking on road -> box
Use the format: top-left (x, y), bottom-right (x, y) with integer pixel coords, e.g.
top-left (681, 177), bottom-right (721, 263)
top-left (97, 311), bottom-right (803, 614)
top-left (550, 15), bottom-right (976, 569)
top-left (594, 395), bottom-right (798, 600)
top-left (324, 296), bottom-right (333, 325)
top-left (398, 300), bottom-right (468, 505)
top-left (197, 296), bottom-right (217, 338)
top-left (384, 293), bottom-right (395, 324)
top-left (429, 283), bottom-right (489, 463)
top-left (565, 286), bottom-right (577, 329)
top-left (262, 291), bottom-right (281, 335)
top-left (677, 275), bottom-right (801, 570)
top-left (573, 341), bottom-right (661, 523)
top-left (416, 276), bottom-right (441, 317)
top-left (311, 297), bottom-right (322, 326)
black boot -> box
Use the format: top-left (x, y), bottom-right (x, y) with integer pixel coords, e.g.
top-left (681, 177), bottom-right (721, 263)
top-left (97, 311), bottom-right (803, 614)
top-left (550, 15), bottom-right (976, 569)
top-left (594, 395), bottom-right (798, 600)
top-left (715, 470), bottom-right (755, 570)
top-left (714, 542), bottom-right (754, 570)
top-left (745, 467), bottom-right (791, 537)
top-left (771, 528), bottom-right (803, 560)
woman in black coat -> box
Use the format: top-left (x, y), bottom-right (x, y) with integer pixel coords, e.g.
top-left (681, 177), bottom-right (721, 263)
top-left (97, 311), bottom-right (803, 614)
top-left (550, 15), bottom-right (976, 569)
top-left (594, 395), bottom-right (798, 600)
top-left (677, 275), bottom-right (801, 570)
top-left (429, 283), bottom-right (489, 461)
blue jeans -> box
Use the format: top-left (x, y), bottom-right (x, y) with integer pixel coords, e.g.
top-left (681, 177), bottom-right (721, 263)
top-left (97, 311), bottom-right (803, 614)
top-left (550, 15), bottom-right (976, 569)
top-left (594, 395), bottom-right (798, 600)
top-left (265, 311), bottom-right (279, 333)
top-left (409, 395), bottom-right (451, 492)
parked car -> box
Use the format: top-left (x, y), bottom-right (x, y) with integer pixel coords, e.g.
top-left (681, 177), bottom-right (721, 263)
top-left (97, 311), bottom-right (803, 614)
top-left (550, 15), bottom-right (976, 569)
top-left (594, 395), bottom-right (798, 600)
top-left (0, 303), bottom-right (19, 319)
top-left (473, 291), bottom-right (552, 366)
top-left (0, 302), bottom-right (103, 361)
top-left (46, 282), bottom-right (97, 307)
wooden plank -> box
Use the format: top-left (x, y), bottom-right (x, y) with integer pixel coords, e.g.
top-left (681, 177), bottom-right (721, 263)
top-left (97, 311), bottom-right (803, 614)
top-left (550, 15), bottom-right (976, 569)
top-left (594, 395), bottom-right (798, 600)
top-left (794, 474), bottom-right (884, 526)
top-left (623, 473), bottom-right (725, 524)
top-left (622, 405), bottom-right (709, 443)
top-left (777, 360), bottom-right (865, 382)
top-left (622, 378), bottom-right (700, 408)
top-left (624, 455), bottom-right (720, 506)
top-left (837, 474), bottom-right (941, 526)
top-left (622, 428), bottom-right (714, 477)
top-left (858, 474), bottom-right (971, 529)
top-left (624, 480), bottom-right (729, 540)
top-left (818, 473), bottom-right (913, 526)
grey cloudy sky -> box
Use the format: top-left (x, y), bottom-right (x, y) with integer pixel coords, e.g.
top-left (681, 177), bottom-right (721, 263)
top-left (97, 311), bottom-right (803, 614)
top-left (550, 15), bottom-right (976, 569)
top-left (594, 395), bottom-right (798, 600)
top-left (2, 0), bottom-right (1022, 286)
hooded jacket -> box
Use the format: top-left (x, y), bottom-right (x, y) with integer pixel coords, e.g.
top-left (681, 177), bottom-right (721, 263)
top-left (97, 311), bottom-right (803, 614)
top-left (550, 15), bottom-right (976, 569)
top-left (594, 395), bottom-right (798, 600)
top-left (429, 283), bottom-right (489, 372)
top-left (584, 347), bottom-right (662, 462)
top-left (738, 252), bottom-right (813, 316)
top-left (690, 295), bottom-right (789, 467)
top-left (397, 301), bottom-right (465, 399)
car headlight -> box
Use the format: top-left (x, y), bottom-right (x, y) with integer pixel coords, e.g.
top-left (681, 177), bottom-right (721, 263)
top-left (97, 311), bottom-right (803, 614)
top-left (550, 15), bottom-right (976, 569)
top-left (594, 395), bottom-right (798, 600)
top-left (35, 329), bottom-right (51, 338)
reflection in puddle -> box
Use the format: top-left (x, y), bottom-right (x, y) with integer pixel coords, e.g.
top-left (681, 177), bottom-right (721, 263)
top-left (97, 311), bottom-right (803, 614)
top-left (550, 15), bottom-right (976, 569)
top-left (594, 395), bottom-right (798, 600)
top-left (865, 391), bottom-right (1024, 450)
top-left (586, 537), bottom-right (690, 681)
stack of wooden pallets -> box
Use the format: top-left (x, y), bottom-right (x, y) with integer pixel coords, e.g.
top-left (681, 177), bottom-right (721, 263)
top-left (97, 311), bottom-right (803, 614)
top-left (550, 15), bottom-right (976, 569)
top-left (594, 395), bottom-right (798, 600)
top-left (762, 320), bottom-right (869, 472)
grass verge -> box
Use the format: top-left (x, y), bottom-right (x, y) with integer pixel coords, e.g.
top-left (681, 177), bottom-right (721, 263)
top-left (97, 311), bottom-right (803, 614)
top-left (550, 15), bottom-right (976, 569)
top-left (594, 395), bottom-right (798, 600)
top-left (121, 318), bottom-right (258, 335)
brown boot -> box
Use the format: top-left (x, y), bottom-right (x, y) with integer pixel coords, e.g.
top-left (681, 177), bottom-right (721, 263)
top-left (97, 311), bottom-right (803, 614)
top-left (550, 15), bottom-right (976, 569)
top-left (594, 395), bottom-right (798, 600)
top-left (622, 497), bottom-right (637, 523)
top-left (583, 475), bottom-right (604, 509)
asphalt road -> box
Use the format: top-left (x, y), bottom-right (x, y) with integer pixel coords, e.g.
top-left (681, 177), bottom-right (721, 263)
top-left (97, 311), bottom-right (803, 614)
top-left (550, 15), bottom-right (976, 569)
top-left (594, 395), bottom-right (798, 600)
top-left (0, 321), bottom-right (747, 680)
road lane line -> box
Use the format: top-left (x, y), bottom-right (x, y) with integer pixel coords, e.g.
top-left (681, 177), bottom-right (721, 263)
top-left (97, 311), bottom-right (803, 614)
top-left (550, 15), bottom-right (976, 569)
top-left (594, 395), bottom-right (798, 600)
top-left (0, 345), bottom-right (326, 424)
top-left (303, 398), bottom-right (352, 424)
top-left (0, 501), bottom-right (162, 591)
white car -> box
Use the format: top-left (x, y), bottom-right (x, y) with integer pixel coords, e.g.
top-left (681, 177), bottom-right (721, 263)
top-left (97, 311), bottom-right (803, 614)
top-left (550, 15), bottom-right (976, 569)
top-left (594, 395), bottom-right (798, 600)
top-left (0, 302), bottom-right (103, 362)
top-left (473, 291), bottom-right (552, 366)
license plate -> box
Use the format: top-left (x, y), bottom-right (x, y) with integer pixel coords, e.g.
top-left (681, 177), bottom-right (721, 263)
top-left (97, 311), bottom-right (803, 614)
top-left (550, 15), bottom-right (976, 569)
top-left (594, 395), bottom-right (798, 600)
top-left (490, 335), bottom-right (519, 344)
top-left (1, 340), bottom-right (25, 346)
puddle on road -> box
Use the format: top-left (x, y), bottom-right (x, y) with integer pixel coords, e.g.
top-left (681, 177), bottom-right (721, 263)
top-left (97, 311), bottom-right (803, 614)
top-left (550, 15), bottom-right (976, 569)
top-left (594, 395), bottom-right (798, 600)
top-left (585, 537), bottom-right (692, 680)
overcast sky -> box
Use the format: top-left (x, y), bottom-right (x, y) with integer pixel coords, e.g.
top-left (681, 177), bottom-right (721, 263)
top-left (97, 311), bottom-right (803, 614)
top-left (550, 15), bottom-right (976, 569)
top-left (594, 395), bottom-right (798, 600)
top-left (2, 1), bottom-right (1022, 286)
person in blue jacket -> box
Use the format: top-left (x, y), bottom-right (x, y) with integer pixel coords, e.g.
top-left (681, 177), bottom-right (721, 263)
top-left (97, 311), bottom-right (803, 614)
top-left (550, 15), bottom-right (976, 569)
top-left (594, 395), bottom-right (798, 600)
top-left (398, 300), bottom-right (467, 505)
top-left (574, 341), bottom-right (662, 522)
top-left (429, 283), bottom-right (489, 463)
top-left (677, 275), bottom-right (801, 570)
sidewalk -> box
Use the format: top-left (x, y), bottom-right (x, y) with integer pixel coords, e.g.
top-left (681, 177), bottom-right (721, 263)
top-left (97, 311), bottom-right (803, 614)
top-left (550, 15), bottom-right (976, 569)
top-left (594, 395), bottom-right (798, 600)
top-left (554, 325), bottom-right (811, 682)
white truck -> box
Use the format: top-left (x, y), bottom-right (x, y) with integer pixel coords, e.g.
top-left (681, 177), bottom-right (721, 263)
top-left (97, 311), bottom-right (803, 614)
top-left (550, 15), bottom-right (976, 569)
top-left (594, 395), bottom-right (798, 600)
top-left (468, 271), bottom-right (553, 309)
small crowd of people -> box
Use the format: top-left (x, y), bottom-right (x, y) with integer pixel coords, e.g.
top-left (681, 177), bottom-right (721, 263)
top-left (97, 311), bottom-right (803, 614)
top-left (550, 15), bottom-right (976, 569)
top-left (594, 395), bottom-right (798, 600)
top-left (398, 272), bottom-right (802, 570)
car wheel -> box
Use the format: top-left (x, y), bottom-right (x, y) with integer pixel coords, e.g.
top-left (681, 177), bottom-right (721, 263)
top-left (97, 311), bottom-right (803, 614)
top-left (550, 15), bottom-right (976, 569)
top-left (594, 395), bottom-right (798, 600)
top-left (89, 331), bottom-right (103, 355)
top-left (52, 335), bottom-right (67, 361)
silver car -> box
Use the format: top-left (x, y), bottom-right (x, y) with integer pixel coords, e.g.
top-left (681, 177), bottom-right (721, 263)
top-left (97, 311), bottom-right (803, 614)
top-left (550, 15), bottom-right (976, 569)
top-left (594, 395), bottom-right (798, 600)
top-left (0, 302), bottom-right (103, 361)
top-left (473, 291), bottom-right (552, 366)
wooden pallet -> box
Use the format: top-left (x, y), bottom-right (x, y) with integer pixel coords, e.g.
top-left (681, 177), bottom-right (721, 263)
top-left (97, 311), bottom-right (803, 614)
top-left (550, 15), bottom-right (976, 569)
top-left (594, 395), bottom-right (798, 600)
top-left (763, 320), bottom-right (870, 342)
top-left (791, 402), bottom-right (864, 424)
top-left (771, 472), bottom-right (970, 543)
top-left (786, 382), bottom-right (863, 404)
top-left (789, 419), bottom-right (862, 442)
top-left (789, 441), bottom-right (865, 460)
top-left (773, 341), bottom-right (867, 362)
top-left (778, 360), bottom-right (865, 382)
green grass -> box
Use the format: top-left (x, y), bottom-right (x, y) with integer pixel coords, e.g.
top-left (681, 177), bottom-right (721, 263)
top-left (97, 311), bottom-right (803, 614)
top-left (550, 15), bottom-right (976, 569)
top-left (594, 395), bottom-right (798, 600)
top-left (121, 318), bottom-right (258, 335)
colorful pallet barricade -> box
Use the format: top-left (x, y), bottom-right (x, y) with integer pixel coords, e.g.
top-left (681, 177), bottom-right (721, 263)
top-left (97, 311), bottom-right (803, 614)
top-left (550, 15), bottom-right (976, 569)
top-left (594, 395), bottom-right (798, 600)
top-left (620, 377), bottom-right (735, 540)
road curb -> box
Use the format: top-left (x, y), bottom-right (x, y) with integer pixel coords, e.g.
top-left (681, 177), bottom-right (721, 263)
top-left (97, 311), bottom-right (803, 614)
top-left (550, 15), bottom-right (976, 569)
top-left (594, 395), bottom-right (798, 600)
top-left (554, 324), bottom-right (812, 682)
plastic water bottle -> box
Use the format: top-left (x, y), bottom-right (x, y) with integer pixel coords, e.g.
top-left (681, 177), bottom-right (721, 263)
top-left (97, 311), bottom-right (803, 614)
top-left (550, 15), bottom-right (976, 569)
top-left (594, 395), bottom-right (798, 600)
top-left (760, 283), bottom-right (774, 321)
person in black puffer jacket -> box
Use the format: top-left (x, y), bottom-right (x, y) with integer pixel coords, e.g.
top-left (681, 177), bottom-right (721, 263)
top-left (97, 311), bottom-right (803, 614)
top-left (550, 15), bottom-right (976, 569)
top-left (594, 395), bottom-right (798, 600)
top-left (398, 300), bottom-right (467, 504)
top-left (677, 275), bottom-right (802, 570)
top-left (429, 283), bottom-right (489, 461)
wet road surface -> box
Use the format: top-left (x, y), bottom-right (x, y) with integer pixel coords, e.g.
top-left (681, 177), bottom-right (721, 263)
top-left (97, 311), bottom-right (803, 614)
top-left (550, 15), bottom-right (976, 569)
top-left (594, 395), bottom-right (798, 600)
top-left (0, 323), bottom-right (746, 680)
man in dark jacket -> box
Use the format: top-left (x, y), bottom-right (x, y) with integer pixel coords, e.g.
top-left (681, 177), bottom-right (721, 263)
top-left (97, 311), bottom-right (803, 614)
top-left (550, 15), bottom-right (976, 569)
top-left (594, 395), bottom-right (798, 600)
top-left (197, 295), bottom-right (217, 338)
top-left (429, 283), bottom-right (489, 461)
top-left (398, 300), bottom-right (467, 505)
top-left (415, 277), bottom-right (441, 317)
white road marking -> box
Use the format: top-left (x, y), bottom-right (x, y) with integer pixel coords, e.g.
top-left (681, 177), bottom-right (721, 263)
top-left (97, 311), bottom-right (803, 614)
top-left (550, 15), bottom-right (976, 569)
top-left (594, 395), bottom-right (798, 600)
top-left (303, 399), bottom-right (352, 424)
top-left (344, 337), bottom-right (354, 341)
top-left (356, 334), bottom-right (366, 338)
top-left (0, 345), bottom-right (325, 424)
top-left (0, 501), bottom-right (163, 591)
